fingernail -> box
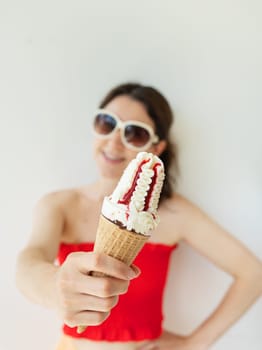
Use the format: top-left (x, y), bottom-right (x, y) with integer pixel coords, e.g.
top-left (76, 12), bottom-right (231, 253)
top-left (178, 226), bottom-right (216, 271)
top-left (129, 265), bottom-right (141, 279)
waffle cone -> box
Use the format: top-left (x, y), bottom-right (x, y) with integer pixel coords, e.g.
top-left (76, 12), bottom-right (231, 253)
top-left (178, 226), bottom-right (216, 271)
top-left (93, 214), bottom-right (149, 267)
top-left (77, 215), bottom-right (149, 334)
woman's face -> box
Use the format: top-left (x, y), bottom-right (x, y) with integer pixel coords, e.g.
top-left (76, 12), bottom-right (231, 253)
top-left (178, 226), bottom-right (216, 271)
top-left (93, 95), bottom-right (159, 179)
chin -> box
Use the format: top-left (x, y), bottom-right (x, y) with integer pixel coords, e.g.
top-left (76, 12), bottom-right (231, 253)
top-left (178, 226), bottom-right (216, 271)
top-left (98, 159), bottom-right (126, 178)
top-left (96, 152), bottom-right (128, 178)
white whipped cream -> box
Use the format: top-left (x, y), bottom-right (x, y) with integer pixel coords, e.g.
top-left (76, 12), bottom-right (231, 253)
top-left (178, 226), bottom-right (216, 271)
top-left (102, 152), bottom-right (165, 235)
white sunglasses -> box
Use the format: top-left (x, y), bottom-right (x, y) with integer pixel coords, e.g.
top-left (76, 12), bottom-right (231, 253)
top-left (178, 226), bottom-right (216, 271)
top-left (93, 109), bottom-right (159, 151)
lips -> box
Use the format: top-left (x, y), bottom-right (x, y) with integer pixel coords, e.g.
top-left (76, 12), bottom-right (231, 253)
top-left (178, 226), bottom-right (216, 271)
top-left (102, 151), bottom-right (125, 163)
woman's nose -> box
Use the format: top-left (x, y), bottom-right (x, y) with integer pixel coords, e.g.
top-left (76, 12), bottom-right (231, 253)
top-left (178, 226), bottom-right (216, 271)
top-left (106, 129), bottom-right (124, 149)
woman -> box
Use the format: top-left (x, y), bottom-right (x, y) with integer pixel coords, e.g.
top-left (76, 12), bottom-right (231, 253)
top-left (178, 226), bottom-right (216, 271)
top-left (16, 83), bottom-right (262, 350)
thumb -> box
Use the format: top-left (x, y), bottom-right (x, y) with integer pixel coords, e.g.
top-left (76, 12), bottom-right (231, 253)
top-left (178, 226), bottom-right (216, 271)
top-left (130, 264), bottom-right (141, 277)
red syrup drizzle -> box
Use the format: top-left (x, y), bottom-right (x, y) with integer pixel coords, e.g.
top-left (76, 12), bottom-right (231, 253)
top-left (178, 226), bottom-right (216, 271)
top-left (118, 159), bottom-right (161, 211)
top-left (144, 162), bottom-right (161, 211)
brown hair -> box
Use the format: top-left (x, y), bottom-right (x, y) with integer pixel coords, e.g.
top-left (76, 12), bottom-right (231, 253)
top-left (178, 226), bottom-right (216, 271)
top-left (99, 82), bottom-right (179, 202)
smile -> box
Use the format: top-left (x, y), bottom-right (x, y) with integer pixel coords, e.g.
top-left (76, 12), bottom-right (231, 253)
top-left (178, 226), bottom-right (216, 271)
top-left (102, 151), bottom-right (125, 163)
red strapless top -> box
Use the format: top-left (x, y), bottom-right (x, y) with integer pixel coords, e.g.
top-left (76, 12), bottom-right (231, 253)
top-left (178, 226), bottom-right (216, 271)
top-left (57, 241), bottom-right (178, 341)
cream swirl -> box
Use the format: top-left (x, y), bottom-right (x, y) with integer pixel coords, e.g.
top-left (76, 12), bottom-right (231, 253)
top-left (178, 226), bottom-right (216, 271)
top-left (102, 152), bottom-right (165, 235)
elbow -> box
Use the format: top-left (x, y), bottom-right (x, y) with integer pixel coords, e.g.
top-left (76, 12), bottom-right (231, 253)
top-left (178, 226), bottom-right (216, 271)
top-left (15, 248), bottom-right (34, 297)
top-left (253, 266), bottom-right (262, 293)
top-left (237, 260), bottom-right (262, 295)
top-left (15, 250), bottom-right (26, 295)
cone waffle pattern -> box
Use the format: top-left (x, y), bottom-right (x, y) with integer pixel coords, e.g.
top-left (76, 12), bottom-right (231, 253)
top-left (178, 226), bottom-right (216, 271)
top-left (94, 214), bottom-right (149, 266)
top-left (77, 215), bottom-right (149, 333)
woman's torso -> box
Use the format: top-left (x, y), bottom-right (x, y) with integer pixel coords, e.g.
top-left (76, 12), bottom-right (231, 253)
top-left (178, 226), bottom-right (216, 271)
top-left (56, 185), bottom-right (181, 350)
top-left (56, 335), bottom-right (149, 350)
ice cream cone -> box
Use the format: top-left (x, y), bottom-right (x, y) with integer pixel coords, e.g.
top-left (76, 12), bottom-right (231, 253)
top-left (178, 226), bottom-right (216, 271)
top-left (77, 152), bottom-right (165, 334)
top-left (76, 215), bottom-right (149, 333)
top-left (94, 215), bottom-right (149, 266)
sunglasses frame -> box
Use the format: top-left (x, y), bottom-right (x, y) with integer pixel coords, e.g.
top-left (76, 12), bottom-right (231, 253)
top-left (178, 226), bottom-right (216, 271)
top-left (93, 109), bottom-right (159, 151)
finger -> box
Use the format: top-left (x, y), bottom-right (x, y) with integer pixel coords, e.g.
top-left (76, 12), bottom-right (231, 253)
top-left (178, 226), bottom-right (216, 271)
top-left (58, 269), bottom-right (130, 298)
top-left (73, 252), bottom-right (139, 280)
top-left (63, 293), bottom-right (119, 313)
top-left (130, 264), bottom-right (141, 276)
top-left (82, 275), bottom-right (130, 297)
top-left (64, 310), bottom-right (110, 327)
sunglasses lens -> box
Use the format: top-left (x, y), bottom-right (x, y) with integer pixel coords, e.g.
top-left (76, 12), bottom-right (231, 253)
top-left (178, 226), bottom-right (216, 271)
top-left (124, 125), bottom-right (151, 148)
top-left (94, 113), bottom-right (116, 135)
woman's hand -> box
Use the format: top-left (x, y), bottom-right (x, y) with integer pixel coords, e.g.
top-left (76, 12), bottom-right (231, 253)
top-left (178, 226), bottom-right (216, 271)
top-left (136, 330), bottom-right (207, 350)
top-left (54, 251), bottom-right (139, 327)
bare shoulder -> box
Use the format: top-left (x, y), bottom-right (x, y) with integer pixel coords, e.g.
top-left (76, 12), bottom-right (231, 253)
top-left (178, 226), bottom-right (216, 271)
top-left (163, 192), bottom-right (202, 211)
top-left (164, 193), bottom-right (262, 277)
top-left (162, 192), bottom-right (224, 239)
top-left (34, 186), bottom-right (90, 214)
top-left (159, 191), bottom-right (229, 245)
top-left (28, 188), bottom-right (83, 246)
top-left (154, 193), bottom-right (198, 244)
top-left (35, 188), bottom-right (77, 207)
top-left (159, 192), bottom-right (202, 223)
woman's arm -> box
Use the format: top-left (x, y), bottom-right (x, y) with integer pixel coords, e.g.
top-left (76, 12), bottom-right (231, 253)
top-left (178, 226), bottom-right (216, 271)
top-left (16, 193), bottom-right (138, 327)
top-left (16, 193), bottom-right (64, 308)
top-left (178, 198), bottom-right (262, 348)
top-left (137, 196), bottom-right (262, 350)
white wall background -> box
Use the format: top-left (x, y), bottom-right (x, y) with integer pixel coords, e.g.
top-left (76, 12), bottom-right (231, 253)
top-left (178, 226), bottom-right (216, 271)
top-left (0, 0), bottom-right (261, 349)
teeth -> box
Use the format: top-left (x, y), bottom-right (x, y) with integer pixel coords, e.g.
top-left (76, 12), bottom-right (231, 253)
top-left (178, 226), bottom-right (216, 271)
top-left (107, 155), bottom-right (121, 160)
